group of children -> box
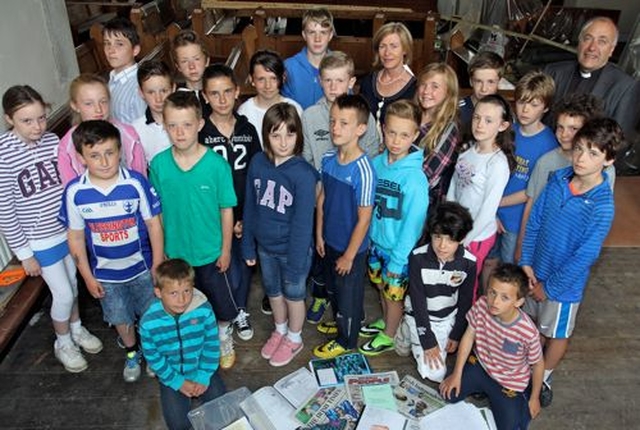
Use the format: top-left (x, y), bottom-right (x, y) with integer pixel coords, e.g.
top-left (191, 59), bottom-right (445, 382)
top-left (0, 8), bottom-right (623, 430)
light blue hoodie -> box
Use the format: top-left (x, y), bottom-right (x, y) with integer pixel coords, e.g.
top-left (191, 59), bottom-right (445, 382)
top-left (371, 146), bottom-right (429, 274)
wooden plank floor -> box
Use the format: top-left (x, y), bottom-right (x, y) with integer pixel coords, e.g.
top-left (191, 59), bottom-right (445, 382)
top-left (1, 248), bottom-right (639, 429)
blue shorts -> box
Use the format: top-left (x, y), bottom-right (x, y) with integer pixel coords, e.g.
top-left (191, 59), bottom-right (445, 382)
top-left (99, 270), bottom-right (155, 326)
top-left (258, 247), bottom-right (312, 301)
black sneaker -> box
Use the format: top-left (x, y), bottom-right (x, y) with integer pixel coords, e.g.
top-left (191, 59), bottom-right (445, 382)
top-left (540, 381), bottom-right (553, 408)
top-left (261, 295), bottom-right (272, 315)
top-left (234, 309), bottom-right (254, 341)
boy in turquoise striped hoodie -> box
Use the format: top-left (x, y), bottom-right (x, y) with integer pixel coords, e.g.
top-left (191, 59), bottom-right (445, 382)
top-left (140, 259), bottom-right (226, 430)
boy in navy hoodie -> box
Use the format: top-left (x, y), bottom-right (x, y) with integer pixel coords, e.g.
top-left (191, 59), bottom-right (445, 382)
top-left (200, 64), bottom-right (261, 341)
top-left (358, 100), bottom-right (429, 356)
top-left (520, 117), bottom-right (621, 407)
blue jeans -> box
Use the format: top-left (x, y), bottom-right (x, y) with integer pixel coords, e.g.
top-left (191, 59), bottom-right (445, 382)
top-left (448, 355), bottom-right (531, 430)
top-left (159, 372), bottom-right (226, 430)
top-left (324, 246), bottom-right (366, 349)
top-left (258, 247), bottom-right (312, 301)
top-left (230, 235), bottom-right (253, 309)
top-left (100, 270), bottom-right (155, 326)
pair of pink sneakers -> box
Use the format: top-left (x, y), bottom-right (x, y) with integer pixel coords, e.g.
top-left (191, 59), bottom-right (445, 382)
top-left (261, 331), bottom-right (303, 367)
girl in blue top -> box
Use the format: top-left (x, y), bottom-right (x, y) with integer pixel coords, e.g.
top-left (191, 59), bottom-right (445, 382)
top-left (242, 103), bottom-right (319, 367)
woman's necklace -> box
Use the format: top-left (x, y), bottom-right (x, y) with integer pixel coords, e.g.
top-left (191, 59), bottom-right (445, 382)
top-left (377, 69), bottom-right (406, 86)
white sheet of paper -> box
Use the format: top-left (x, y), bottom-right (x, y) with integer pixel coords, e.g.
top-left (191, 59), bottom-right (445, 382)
top-left (355, 405), bottom-right (408, 430)
top-left (419, 402), bottom-right (491, 430)
top-left (317, 367), bottom-right (339, 386)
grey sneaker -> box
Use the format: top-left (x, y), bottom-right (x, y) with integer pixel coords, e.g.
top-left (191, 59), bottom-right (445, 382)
top-left (71, 326), bottom-right (103, 354)
top-left (540, 380), bottom-right (553, 408)
top-left (123, 350), bottom-right (142, 382)
top-left (394, 319), bottom-right (411, 357)
top-left (54, 341), bottom-right (88, 373)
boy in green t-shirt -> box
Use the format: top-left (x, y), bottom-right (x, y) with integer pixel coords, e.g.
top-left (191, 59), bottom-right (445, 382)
top-left (149, 91), bottom-right (238, 370)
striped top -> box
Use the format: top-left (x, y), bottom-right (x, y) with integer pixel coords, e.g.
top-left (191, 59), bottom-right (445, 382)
top-left (469, 296), bottom-right (542, 392)
top-left (109, 63), bottom-right (147, 124)
top-left (59, 168), bottom-right (161, 282)
top-left (140, 288), bottom-right (220, 391)
top-left (320, 150), bottom-right (376, 253)
top-left (520, 166), bottom-right (614, 302)
top-left (0, 131), bottom-right (65, 260)
top-left (407, 243), bottom-right (476, 350)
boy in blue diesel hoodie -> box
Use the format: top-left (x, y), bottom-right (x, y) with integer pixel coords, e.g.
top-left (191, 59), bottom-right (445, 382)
top-left (359, 100), bottom-right (429, 356)
top-left (140, 259), bottom-right (226, 430)
top-left (520, 117), bottom-right (620, 407)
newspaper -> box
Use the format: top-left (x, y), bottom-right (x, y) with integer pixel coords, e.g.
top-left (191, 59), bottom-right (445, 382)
top-left (343, 371), bottom-right (400, 413)
top-left (393, 375), bottom-right (446, 420)
top-left (297, 387), bottom-right (359, 430)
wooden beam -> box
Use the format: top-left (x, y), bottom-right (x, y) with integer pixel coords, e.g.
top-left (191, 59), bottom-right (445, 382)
top-left (0, 276), bottom-right (45, 354)
top-left (201, 1), bottom-right (413, 14)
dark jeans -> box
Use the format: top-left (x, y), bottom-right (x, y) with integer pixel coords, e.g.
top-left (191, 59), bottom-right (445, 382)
top-left (159, 372), bottom-right (226, 430)
top-left (230, 235), bottom-right (253, 309)
top-left (448, 356), bottom-right (532, 430)
top-left (309, 249), bottom-right (328, 299)
top-left (194, 262), bottom-right (238, 322)
top-left (324, 246), bottom-right (366, 349)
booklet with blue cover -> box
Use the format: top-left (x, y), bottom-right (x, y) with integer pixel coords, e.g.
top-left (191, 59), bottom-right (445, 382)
top-left (309, 352), bottom-right (372, 388)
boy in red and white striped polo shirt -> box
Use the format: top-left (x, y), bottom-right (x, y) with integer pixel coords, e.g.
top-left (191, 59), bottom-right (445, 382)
top-left (440, 263), bottom-right (544, 429)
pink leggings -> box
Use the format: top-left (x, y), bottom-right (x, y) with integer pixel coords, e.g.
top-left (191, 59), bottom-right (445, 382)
top-left (467, 234), bottom-right (497, 303)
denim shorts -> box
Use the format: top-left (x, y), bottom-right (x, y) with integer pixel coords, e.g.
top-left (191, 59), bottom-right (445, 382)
top-left (258, 247), bottom-right (312, 301)
top-left (100, 270), bottom-right (155, 326)
top-left (487, 229), bottom-right (518, 263)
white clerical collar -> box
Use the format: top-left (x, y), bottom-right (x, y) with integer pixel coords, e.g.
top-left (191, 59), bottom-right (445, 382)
top-left (580, 70), bottom-right (592, 78)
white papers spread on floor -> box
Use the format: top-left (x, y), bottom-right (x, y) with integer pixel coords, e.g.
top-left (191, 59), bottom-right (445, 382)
top-left (419, 401), bottom-right (496, 429)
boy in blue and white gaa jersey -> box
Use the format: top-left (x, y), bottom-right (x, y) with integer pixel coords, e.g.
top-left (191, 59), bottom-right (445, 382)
top-left (59, 120), bottom-right (163, 383)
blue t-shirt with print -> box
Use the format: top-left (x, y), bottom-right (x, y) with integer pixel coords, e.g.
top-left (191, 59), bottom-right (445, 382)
top-left (497, 123), bottom-right (557, 232)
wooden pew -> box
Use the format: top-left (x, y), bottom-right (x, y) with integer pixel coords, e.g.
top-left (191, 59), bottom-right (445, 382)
top-left (195, 1), bottom-right (440, 84)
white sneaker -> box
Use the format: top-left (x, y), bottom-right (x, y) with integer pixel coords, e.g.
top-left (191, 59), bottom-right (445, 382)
top-left (123, 350), bottom-right (142, 383)
top-left (394, 319), bottom-right (411, 357)
top-left (54, 341), bottom-right (88, 373)
top-left (234, 309), bottom-right (254, 341)
top-left (145, 363), bottom-right (156, 378)
top-left (71, 326), bottom-right (103, 354)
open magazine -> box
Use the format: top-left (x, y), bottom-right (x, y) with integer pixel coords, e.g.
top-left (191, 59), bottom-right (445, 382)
top-left (239, 367), bottom-right (318, 430)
